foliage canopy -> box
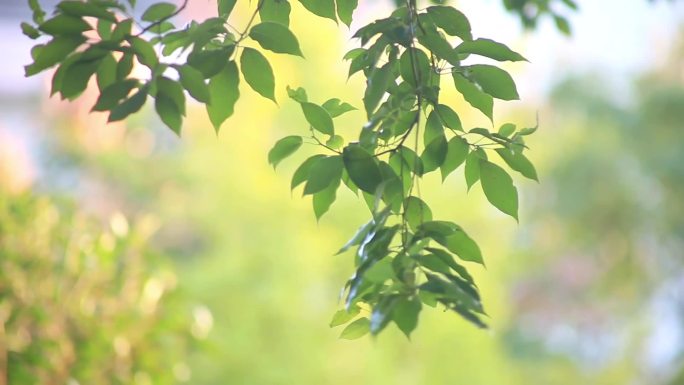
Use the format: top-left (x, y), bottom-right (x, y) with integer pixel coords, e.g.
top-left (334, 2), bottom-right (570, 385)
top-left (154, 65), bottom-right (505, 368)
top-left (20, 0), bottom-right (578, 338)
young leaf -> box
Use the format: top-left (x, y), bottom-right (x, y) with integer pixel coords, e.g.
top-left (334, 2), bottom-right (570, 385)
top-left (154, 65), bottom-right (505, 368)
top-left (479, 159), bottom-right (519, 219)
top-left (250, 22), bottom-right (304, 57)
top-left (329, 306), bottom-right (360, 327)
top-left (340, 317), bottom-right (370, 339)
top-left (207, 61), bottom-right (240, 132)
top-left (322, 98), bottom-right (356, 118)
top-left (467, 65), bottom-right (519, 101)
top-left (268, 136), bottom-right (303, 169)
top-left (240, 47), bottom-right (276, 102)
top-left (301, 102), bottom-right (334, 135)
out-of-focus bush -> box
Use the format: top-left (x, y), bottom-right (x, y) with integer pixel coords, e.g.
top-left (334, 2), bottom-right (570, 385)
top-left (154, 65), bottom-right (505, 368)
top-left (0, 193), bottom-right (203, 384)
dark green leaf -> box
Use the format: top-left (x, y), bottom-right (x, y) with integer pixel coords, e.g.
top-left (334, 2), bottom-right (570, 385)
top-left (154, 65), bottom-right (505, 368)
top-left (96, 54), bottom-right (117, 91)
top-left (21, 22), bottom-right (41, 39)
top-left (93, 79), bottom-right (138, 111)
top-left (60, 58), bottom-right (101, 99)
top-left (404, 196), bottom-right (432, 231)
top-left (109, 87), bottom-right (148, 122)
top-left (187, 48), bottom-right (231, 78)
top-left (363, 64), bottom-right (393, 118)
top-left (313, 177), bottom-right (340, 220)
top-left (343, 144), bottom-right (382, 194)
top-left (268, 135), bottom-right (303, 169)
top-left (304, 156), bottom-right (343, 195)
top-left (218, 0), bottom-right (237, 16)
top-left (178, 65), bottom-right (210, 103)
top-left (155, 94), bottom-right (182, 134)
top-left (156, 77), bottom-right (186, 115)
top-left (25, 36), bottom-right (85, 76)
top-left (130, 36), bottom-right (159, 69)
top-left (39, 14), bottom-right (91, 35)
top-left (291, 154), bottom-right (326, 190)
top-left (435, 104), bottom-right (462, 131)
top-left (421, 135), bottom-right (448, 173)
top-left (440, 230), bottom-right (483, 265)
top-left (399, 48), bottom-right (431, 87)
top-left (58, 1), bottom-right (117, 22)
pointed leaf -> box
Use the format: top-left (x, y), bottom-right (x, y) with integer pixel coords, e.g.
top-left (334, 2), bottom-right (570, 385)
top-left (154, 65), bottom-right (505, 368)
top-left (479, 159), bottom-right (519, 219)
top-left (240, 47), bottom-right (276, 101)
top-left (250, 22), bottom-right (303, 57)
top-left (207, 61), bottom-right (240, 132)
top-left (268, 135), bottom-right (303, 169)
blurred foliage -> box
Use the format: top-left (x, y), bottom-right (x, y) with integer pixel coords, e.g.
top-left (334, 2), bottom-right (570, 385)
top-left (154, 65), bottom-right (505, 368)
top-left (0, 193), bottom-right (202, 384)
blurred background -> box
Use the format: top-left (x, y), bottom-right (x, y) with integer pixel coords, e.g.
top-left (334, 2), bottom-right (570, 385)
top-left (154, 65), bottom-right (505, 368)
top-left (1, 0), bottom-right (684, 384)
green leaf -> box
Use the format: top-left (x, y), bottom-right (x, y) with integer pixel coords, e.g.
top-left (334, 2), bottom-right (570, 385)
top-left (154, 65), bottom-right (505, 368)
top-left (240, 47), bottom-right (276, 102)
top-left (479, 159), bottom-right (519, 219)
top-left (291, 154), bottom-right (325, 190)
top-left (456, 38), bottom-right (527, 62)
top-left (286, 85), bottom-right (308, 103)
top-left (93, 79), bottom-right (138, 111)
top-left (218, 0), bottom-right (237, 16)
top-left (426, 6), bottom-right (472, 41)
top-left (424, 111), bottom-right (443, 145)
top-left (370, 296), bottom-right (397, 335)
top-left (96, 54), bottom-right (117, 92)
top-left (330, 306), bottom-right (360, 327)
top-left (363, 64), bottom-right (393, 118)
top-left (343, 145), bottom-right (382, 194)
top-left (155, 77), bottom-right (186, 115)
top-left (421, 135), bottom-right (448, 173)
top-left (268, 135), bottom-right (303, 169)
top-left (435, 104), bottom-right (462, 131)
top-left (188, 48), bottom-right (231, 78)
top-left (304, 156), bottom-right (343, 195)
top-left (404, 196), bottom-right (432, 231)
top-left (322, 98), bottom-right (356, 118)
top-left (393, 297), bottom-right (421, 338)
top-left (39, 14), bottom-right (91, 36)
top-left (178, 65), bottom-right (210, 103)
top-left (58, 1), bottom-right (117, 22)
top-left (60, 59), bottom-right (101, 99)
top-left (464, 150), bottom-right (481, 190)
top-left (364, 257), bottom-right (395, 283)
top-left (260, 0), bottom-right (291, 26)
top-left (116, 52), bottom-right (134, 80)
top-left (155, 94), bottom-right (182, 134)
top-left (109, 87), bottom-right (148, 122)
top-left (207, 61), bottom-right (240, 132)
top-left (130, 36), bottom-right (159, 69)
top-left (554, 15), bottom-right (572, 36)
top-left (498, 123), bottom-right (516, 137)
top-left (250, 22), bottom-right (303, 57)
top-left (440, 136), bottom-right (469, 181)
top-left (467, 64), bottom-right (519, 101)
top-left (495, 149), bottom-right (538, 181)
top-left (21, 22), bottom-right (41, 39)
top-left (25, 36), bottom-right (85, 76)
top-left (336, 0), bottom-right (358, 27)
top-left (313, 177), bottom-right (340, 220)
top-left (399, 48), bottom-right (431, 87)
top-left (301, 102), bottom-right (334, 135)
top-left (326, 135), bottom-right (344, 149)
top-left (142, 2), bottom-right (176, 22)
top-left (298, 0), bottom-right (336, 22)
top-left (452, 73), bottom-right (493, 120)
top-left (340, 317), bottom-right (370, 339)
top-left (440, 229), bottom-right (484, 265)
